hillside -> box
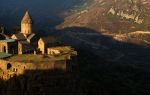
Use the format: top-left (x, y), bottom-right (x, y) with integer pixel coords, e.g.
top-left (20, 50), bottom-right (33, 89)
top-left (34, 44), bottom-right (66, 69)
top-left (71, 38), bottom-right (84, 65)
top-left (58, 0), bottom-right (150, 33)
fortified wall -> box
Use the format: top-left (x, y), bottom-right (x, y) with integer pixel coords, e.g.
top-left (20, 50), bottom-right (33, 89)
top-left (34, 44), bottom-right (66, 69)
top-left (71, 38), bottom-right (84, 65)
top-left (0, 59), bottom-right (67, 80)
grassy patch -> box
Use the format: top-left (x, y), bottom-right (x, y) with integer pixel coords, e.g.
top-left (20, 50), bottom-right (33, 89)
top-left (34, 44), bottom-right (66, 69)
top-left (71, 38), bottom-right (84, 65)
top-left (7, 53), bottom-right (74, 63)
top-left (7, 54), bottom-right (54, 63)
top-left (0, 52), bottom-right (12, 59)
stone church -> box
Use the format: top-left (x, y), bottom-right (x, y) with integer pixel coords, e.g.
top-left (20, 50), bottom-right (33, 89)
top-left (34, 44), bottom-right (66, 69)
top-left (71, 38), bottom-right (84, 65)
top-left (0, 11), bottom-right (38, 54)
top-left (0, 11), bottom-right (73, 56)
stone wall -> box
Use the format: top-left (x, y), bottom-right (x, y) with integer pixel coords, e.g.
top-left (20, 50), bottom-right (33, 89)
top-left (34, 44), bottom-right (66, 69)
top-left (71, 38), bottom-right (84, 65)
top-left (0, 60), bottom-right (67, 71)
top-left (0, 59), bottom-right (67, 80)
top-left (38, 39), bottom-right (45, 54)
top-left (21, 23), bottom-right (32, 34)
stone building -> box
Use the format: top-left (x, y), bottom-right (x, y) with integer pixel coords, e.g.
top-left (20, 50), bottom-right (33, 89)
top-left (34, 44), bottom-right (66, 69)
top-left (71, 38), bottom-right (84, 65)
top-left (0, 39), bottom-right (18, 54)
top-left (0, 11), bottom-right (61, 55)
top-left (0, 11), bottom-right (78, 80)
top-left (38, 37), bottom-right (58, 54)
top-left (0, 11), bottom-right (76, 58)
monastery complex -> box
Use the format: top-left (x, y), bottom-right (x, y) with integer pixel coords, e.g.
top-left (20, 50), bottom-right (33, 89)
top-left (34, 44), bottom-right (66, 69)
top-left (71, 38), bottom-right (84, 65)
top-left (0, 11), bottom-right (77, 80)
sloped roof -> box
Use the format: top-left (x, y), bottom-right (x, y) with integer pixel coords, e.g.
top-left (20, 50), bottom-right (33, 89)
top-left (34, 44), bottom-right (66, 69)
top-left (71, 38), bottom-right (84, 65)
top-left (18, 40), bottom-right (34, 52)
top-left (1, 34), bottom-right (10, 39)
top-left (27, 33), bottom-right (35, 40)
top-left (0, 34), bottom-right (6, 40)
top-left (21, 11), bottom-right (32, 24)
top-left (11, 33), bottom-right (26, 40)
top-left (18, 40), bottom-right (29, 45)
top-left (40, 36), bottom-right (58, 44)
top-left (0, 39), bottom-right (15, 43)
top-left (0, 33), bottom-right (10, 40)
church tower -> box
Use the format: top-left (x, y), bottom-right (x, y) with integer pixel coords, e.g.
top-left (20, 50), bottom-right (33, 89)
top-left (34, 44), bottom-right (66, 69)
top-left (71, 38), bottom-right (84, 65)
top-left (21, 11), bottom-right (32, 35)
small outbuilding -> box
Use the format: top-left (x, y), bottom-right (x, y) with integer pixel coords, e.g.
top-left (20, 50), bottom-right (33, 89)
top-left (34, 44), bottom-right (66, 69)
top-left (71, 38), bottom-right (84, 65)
top-left (0, 39), bottom-right (18, 54)
top-left (38, 36), bottom-right (59, 54)
top-left (47, 46), bottom-right (74, 56)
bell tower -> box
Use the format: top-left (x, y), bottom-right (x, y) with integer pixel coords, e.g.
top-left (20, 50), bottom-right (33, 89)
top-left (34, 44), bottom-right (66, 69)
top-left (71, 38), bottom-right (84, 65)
top-left (21, 11), bottom-right (32, 35)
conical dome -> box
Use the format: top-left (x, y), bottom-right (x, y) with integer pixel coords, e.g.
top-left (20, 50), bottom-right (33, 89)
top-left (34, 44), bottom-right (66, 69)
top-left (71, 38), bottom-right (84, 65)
top-left (21, 11), bottom-right (32, 24)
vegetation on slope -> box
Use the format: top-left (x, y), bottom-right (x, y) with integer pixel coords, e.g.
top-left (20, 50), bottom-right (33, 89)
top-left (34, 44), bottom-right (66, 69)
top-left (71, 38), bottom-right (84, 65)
top-left (58, 0), bottom-right (150, 33)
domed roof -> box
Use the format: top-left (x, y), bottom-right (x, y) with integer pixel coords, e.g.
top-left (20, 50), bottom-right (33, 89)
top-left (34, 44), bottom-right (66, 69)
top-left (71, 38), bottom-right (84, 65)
top-left (21, 11), bottom-right (32, 24)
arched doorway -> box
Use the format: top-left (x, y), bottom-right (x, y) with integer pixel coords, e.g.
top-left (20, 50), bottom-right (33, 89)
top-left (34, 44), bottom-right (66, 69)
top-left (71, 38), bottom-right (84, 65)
top-left (3, 46), bottom-right (6, 53)
top-left (7, 63), bottom-right (12, 70)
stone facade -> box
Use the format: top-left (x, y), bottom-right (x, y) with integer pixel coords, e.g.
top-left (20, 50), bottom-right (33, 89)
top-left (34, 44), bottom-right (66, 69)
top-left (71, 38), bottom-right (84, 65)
top-left (0, 59), bottom-right (67, 80)
top-left (38, 38), bottom-right (45, 54)
top-left (48, 48), bottom-right (61, 55)
top-left (21, 23), bottom-right (32, 35)
top-left (21, 11), bottom-right (32, 35)
top-left (0, 59), bottom-right (67, 71)
top-left (38, 37), bottom-right (58, 54)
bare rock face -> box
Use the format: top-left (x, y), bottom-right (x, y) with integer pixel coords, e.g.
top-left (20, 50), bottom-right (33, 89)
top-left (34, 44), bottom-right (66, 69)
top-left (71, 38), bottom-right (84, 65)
top-left (58, 0), bottom-right (150, 33)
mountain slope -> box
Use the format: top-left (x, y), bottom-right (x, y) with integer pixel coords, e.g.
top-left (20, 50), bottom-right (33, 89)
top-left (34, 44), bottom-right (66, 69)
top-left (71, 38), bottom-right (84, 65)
top-left (58, 0), bottom-right (150, 33)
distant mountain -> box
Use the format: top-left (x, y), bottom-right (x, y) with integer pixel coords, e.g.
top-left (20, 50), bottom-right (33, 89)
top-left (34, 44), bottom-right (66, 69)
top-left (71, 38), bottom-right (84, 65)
top-left (58, 0), bottom-right (150, 34)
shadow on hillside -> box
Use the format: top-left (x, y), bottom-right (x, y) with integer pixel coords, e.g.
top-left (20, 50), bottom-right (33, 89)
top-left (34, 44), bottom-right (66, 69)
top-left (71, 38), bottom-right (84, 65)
top-left (0, 27), bottom-right (150, 95)
top-left (56, 27), bottom-right (150, 64)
